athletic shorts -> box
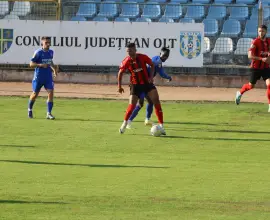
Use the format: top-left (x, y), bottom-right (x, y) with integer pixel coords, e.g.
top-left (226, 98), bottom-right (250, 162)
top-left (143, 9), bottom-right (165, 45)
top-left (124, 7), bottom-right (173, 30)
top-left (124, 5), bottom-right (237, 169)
top-left (129, 83), bottom-right (156, 98)
top-left (32, 78), bottom-right (54, 93)
top-left (250, 68), bottom-right (270, 84)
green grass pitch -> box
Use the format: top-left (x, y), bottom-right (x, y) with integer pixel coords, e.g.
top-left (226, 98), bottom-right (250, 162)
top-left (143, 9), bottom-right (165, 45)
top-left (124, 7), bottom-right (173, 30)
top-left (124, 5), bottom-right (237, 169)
top-left (0, 96), bottom-right (270, 220)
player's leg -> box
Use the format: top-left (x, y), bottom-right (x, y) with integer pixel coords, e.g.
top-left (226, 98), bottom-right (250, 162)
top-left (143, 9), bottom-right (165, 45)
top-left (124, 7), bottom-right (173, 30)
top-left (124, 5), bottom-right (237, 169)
top-left (145, 95), bottom-right (154, 125)
top-left (127, 93), bottom-right (145, 129)
top-left (146, 85), bottom-right (166, 135)
top-left (119, 85), bottom-right (139, 134)
top-left (45, 81), bottom-right (55, 119)
top-left (28, 80), bottom-right (42, 118)
top-left (235, 69), bottom-right (258, 105)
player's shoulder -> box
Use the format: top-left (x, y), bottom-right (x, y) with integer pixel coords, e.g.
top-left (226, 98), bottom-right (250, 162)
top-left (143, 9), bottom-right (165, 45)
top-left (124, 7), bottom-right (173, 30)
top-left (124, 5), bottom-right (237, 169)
top-left (152, 55), bottom-right (161, 63)
top-left (121, 56), bottom-right (131, 63)
top-left (252, 38), bottom-right (261, 44)
top-left (120, 56), bottom-right (131, 68)
top-left (137, 53), bottom-right (151, 60)
top-left (32, 48), bottom-right (42, 58)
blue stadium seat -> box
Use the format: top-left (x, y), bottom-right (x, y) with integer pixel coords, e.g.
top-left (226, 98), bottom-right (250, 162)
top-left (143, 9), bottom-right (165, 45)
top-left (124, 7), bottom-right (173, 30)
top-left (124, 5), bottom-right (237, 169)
top-left (207, 4), bottom-right (226, 21)
top-left (220, 19), bottom-right (241, 37)
top-left (214, 0), bottom-right (232, 3)
top-left (136, 17), bottom-right (152, 22)
top-left (229, 4), bottom-right (249, 21)
top-left (235, 38), bottom-right (253, 55)
top-left (185, 5), bottom-right (205, 20)
top-left (0, 1), bottom-right (9, 16)
top-left (171, 0), bottom-right (188, 3)
top-left (142, 3), bottom-right (161, 20)
top-left (159, 17), bottom-right (174, 22)
top-left (128, 0), bottom-right (145, 2)
top-left (120, 2), bottom-right (140, 19)
top-left (12, 1), bottom-right (31, 16)
top-left (115, 17), bottom-right (130, 21)
top-left (180, 18), bottom-right (195, 23)
top-left (76, 3), bottom-right (97, 18)
top-left (163, 3), bottom-right (182, 20)
top-left (93, 16), bottom-right (109, 21)
top-left (98, 2), bottom-right (118, 18)
top-left (192, 0), bottom-right (211, 3)
top-left (71, 16), bottom-right (87, 21)
top-left (236, 0), bottom-right (255, 4)
top-left (203, 19), bottom-right (218, 37)
top-left (148, 0), bottom-right (167, 3)
top-left (250, 4), bottom-right (270, 20)
top-left (212, 37), bottom-right (234, 54)
top-left (243, 20), bottom-right (258, 38)
top-left (104, 0), bottom-right (124, 2)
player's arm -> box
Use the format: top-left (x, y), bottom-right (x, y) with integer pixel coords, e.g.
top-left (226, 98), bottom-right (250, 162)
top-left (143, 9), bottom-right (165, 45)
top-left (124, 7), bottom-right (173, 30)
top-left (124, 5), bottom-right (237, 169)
top-left (144, 55), bottom-right (154, 83)
top-left (118, 60), bottom-right (127, 94)
top-left (30, 51), bottom-right (48, 68)
top-left (248, 41), bottom-right (267, 62)
top-left (50, 61), bottom-right (58, 78)
top-left (158, 66), bottom-right (172, 81)
top-left (117, 69), bottom-right (125, 94)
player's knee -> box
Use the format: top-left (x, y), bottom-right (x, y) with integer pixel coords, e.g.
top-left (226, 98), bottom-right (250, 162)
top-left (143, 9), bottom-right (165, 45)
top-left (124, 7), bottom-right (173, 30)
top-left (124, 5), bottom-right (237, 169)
top-left (139, 99), bottom-right (144, 107)
top-left (30, 92), bottom-right (38, 100)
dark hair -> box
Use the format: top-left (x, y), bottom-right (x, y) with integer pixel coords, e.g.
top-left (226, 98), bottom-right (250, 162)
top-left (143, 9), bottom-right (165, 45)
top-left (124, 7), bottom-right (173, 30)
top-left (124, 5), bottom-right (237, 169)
top-left (41, 36), bottom-right (51, 41)
top-left (259, 25), bottom-right (268, 30)
top-left (161, 47), bottom-right (170, 54)
top-left (126, 42), bottom-right (136, 48)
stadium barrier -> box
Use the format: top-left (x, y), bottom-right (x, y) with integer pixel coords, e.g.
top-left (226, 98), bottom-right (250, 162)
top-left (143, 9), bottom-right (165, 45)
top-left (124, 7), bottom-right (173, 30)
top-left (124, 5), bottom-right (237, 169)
top-left (0, 0), bottom-right (269, 88)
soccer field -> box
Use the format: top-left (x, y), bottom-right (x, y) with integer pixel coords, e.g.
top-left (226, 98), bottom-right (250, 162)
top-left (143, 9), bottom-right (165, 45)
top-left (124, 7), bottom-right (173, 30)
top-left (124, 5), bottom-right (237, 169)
top-left (0, 96), bottom-right (270, 220)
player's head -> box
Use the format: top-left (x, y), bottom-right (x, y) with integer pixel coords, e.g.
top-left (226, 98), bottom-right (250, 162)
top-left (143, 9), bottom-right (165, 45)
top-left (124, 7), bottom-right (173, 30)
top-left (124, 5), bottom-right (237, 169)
top-left (258, 25), bottom-right (267, 39)
top-left (160, 47), bottom-right (170, 62)
top-left (41, 36), bottom-right (51, 50)
top-left (126, 42), bottom-right (136, 58)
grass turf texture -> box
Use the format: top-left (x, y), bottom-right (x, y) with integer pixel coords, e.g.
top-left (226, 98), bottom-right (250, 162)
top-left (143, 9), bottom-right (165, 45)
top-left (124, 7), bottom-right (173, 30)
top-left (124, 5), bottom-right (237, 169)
top-left (0, 96), bottom-right (270, 220)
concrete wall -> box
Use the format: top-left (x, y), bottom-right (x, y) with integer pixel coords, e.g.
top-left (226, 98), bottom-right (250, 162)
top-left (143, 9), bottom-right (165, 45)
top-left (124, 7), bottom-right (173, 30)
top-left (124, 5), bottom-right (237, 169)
top-left (0, 69), bottom-right (266, 88)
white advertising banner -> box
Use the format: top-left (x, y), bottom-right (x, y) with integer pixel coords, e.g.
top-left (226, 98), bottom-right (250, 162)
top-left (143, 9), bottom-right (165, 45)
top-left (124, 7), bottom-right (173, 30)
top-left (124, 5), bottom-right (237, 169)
top-left (0, 20), bottom-right (204, 67)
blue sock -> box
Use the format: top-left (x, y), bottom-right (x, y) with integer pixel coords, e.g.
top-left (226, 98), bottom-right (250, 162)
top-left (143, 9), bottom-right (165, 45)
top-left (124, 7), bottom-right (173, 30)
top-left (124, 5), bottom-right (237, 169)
top-left (129, 105), bottom-right (141, 121)
top-left (146, 103), bottom-right (153, 120)
top-left (47, 101), bottom-right (53, 114)
top-left (28, 100), bottom-right (35, 111)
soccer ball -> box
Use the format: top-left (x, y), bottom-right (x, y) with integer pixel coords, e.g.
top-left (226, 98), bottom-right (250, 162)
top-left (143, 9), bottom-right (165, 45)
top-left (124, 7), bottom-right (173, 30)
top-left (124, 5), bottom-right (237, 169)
top-left (150, 124), bottom-right (162, 137)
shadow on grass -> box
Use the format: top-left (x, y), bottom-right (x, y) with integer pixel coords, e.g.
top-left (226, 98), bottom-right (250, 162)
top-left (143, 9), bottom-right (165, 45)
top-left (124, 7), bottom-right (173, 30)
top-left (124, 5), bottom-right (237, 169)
top-left (167, 128), bottom-right (270, 135)
top-left (162, 135), bottom-right (270, 142)
top-left (0, 200), bottom-right (67, 204)
top-left (0, 144), bottom-right (35, 148)
top-left (0, 160), bottom-right (169, 169)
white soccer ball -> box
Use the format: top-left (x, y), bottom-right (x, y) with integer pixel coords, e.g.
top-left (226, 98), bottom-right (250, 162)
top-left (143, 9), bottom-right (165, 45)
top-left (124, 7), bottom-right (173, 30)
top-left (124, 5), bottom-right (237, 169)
top-left (150, 124), bottom-right (162, 137)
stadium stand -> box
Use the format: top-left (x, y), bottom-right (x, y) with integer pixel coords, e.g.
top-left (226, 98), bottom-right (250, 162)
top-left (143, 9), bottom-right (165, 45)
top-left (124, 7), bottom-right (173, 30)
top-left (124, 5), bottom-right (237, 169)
top-left (1, 0), bottom-right (267, 66)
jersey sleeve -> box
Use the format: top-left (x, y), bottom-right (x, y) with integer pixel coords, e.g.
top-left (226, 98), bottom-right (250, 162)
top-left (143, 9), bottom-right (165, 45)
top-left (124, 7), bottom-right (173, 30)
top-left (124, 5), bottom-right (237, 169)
top-left (31, 50), bottom-right (40, 62)
top-left (249, 39), bottom-right (258, 54)
top-left (158, 65), bottom-right (171, 80)
top-left (142, 54), bottom-right (153, 65)
top-left (119, 58), bottom-right (129, 72)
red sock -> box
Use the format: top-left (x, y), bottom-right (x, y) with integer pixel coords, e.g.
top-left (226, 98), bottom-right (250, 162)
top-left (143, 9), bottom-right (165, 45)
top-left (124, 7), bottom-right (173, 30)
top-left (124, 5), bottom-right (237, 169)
top-left (154, 104), bottom-right (163, 124)
top-left (124, 104), bottom-right (136, 121)
top-left (266, 85), bottom-right (270, 104)
top-left (240, 83), bottom-right (252, 95)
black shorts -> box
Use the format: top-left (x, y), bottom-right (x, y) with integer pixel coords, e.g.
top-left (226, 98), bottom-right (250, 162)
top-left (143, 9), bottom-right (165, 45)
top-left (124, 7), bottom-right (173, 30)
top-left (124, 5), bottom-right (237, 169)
top-left (250, 68), bottom-right (270, 84)
top-left (129, 83), bottom-right (156, 97)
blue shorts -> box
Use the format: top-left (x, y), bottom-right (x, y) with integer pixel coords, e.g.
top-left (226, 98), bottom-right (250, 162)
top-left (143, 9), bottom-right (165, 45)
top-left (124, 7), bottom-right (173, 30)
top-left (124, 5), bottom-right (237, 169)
top-left (32, 79), bottom-right (54, 93)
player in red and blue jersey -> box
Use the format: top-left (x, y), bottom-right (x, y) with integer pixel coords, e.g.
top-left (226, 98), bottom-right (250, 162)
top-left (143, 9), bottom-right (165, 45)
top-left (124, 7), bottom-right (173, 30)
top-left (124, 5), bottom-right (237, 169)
top-left (118, 43), bottom-right (165, 134)
top-left (126, 47), bottom-right (172, 129)
top-left (235, 25), bottom-right (270, 112)
top-left (28, 36), bottom-right (57, 119)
